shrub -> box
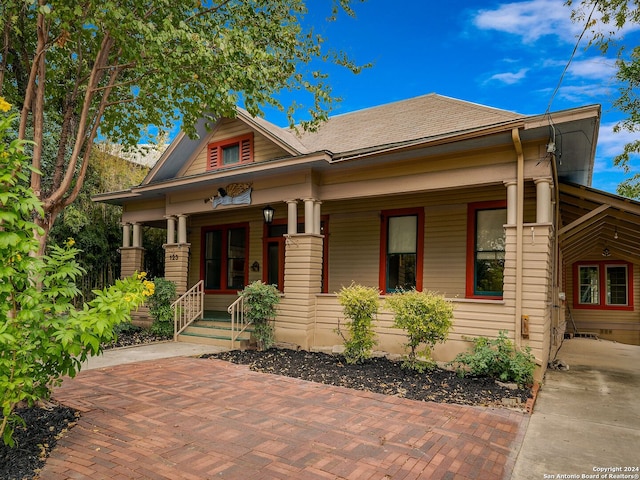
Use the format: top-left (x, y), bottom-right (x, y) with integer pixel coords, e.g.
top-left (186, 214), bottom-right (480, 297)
top-left (148, 277), bottom-right (177, 338)
top-left (0, 105), bottom-right (153, 446)
top-left (450, 330), bottom-right (536, 386)
top-left (241, 281), bottom-right (280, 350)
top-left (385, 290), bottom-right (454, 371)
top-left (336, 284), bottom-right (380, 364)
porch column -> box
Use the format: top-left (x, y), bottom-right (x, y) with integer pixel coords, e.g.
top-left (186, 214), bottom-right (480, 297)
top-left (177, 214), bottom-right (188, 244)
top-left (314, 201), bottom-right (322, 235)
top-left (132, 222), bottom-right (142, 248)
top-left (287, 200), bottom-right (298, 235)
top-left (504, 181), bottom-right (517, 226)
top-left (122, 222), bottom-right (131, 248)
top-left (534, 177), bottom-right (552, 224)
top-left (304, 198), bottom-right (315, 234)
top-left (165, 216), bottom-right (176, 244)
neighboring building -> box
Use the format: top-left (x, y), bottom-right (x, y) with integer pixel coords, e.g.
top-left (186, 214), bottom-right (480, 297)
top-left (94, 94), bottom-right (640, 380)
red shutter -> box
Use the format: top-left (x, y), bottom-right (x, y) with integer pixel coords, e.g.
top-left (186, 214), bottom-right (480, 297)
top-left (208, 145), bottom-right (219, 169)
top-left (240, 137), bottom-right (252, 163)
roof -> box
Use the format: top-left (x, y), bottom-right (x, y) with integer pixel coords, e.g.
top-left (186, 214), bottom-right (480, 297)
top-left (294, 94), bottom-right (524, 154)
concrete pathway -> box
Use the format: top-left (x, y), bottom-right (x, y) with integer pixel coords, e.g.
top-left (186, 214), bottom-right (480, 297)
top-left (41, 348), bottom-right (528, 479)
top-left (512, 338), bottom-right (640, 479)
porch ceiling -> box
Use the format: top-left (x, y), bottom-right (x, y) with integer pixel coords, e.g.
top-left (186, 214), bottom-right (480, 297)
top-left (559, 182), bottom-right (640, 264)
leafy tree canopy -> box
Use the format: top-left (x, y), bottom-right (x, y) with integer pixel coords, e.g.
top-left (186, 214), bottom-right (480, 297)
top-left (0, 0), bottom-right (366, 250)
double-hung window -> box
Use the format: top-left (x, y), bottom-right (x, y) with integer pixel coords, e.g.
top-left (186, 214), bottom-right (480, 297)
top-left (466, 201), bottom-right (506, 299)
top-left (207, 133), bottom-right (253, 170)
top-left (574, 261), bottom-right (633, 310)
top-left (202, 224), bottom-right (249, 293)
top-left (380, 208), bottom-right (424, 293)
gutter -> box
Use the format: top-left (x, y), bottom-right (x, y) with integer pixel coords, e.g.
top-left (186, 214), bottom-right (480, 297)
top-left (512, 128), bottom-right (524, 348)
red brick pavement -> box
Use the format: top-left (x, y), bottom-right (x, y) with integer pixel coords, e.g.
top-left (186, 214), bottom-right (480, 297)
top-left (40, 356), bottom-right (529, 480)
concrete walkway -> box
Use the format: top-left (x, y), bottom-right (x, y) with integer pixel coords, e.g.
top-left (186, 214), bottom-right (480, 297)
top-left (41, 344), bottom-right (528, 479)
top-left (512, 338), bottom-right (640, 479)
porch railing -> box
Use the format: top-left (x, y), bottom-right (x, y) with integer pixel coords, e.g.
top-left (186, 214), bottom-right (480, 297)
top-left (173, 280), bottom-right (204, 340)
top-left (228, 294), bottom-right (252, 349)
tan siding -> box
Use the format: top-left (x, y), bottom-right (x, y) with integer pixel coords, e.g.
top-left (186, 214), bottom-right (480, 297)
top-left (182, 118), bottom-right (291, 177)
top-left (565, 258), bottom-right (640, 345)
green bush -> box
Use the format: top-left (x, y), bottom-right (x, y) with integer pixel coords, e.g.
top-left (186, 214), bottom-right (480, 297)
top-left (0, 105), bottom-right (153, 446)
top-left (385, 290), bottom-right (454, 371)
top-left (148, 277), bottom-right (177, 338)
top-left (450, 330), bottom-right (536, 386)
top-left (241, 281), bottom-right (280, 350)
top-left (336, 284), bottom-right (380, 364)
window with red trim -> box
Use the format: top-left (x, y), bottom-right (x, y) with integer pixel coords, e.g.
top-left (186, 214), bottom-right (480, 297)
top-left (573, 261), bottom-right (634, 310)
top-left (207, 133), bottom-right (253, 170)
top-left (380, 208), bottom-right (424, 293)
top-left (201, 224), bottom-right (249, 293)
top-left (466, 201), bottom-right (507, 299)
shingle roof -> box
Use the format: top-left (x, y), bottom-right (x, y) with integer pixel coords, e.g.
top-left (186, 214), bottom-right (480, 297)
top-left (293, 93), bottom-right (525, 154)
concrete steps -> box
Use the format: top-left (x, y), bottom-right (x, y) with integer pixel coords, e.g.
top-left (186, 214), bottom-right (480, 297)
top-left (177, 311), bottom-right (252, 348)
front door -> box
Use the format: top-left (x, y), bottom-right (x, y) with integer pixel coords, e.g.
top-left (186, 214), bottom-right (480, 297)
top-left (263, 220), bottom-right (328, 292)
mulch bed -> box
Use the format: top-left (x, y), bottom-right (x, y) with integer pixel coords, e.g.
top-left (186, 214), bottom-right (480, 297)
top-left (203, 348), bottom-right (532, 407)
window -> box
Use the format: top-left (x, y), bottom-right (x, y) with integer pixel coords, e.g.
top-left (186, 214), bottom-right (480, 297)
top-left (380, 208), bottom-right (424, 293)
top-left (207, 133), bottom-right (253, 170)
top-left (466, 201), bottom-right (506, 299)
top-left (202, 224), bottom-right (249, 292)
top-left (574, 261), bottom-right (633, 310)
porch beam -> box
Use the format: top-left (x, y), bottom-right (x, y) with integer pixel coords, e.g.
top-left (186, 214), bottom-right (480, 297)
top-left (558, 204), bottom-right (610, 236)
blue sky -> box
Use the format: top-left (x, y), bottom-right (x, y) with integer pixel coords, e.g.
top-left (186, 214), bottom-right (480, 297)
top-left (258, 0), bottom-right (639, 195)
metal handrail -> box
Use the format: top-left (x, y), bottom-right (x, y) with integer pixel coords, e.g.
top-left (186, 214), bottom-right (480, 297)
top-left (172, 280), bottom-right (204, 340)
top-left (227, 294), bottom-right (252, 349)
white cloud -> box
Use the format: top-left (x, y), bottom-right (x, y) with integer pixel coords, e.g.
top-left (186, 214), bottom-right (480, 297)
top-left (473, 0), bottom-right (578, 43)
top-left (555, 84), bottom-right (613, 103)
top-left (486, 68), bottom-right (529, 85)
top-left (596, 121), bottom-right (638, 159)
top-left (567, 58), bottom-right (617, 81)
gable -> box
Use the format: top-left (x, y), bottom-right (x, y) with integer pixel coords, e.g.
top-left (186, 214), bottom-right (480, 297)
top-left (176, 118), bottom-right (294, 178)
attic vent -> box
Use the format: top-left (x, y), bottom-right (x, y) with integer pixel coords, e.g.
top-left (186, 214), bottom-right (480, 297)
top-left (206, 133), bottom-right (254, 171)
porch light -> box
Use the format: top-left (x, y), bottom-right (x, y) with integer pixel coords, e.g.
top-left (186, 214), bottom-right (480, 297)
top-left (614, 227), bottom-right (619, 240)
top-left (263, 205), bottom-right (275, 224)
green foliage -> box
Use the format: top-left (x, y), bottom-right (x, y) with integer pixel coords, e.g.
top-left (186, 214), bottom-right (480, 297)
top-left (148, 277), bottom-right (177, 338)
top-left (449, 331), bottom-right (536, 386)
top-left (241, 281), bottom-right (281, 350)
top-left (0, 109), bottom-right (154, 446)
top-left (336, 284), bottom-right (380, 364)
top-left (385, 290), bottom-right (454, 372)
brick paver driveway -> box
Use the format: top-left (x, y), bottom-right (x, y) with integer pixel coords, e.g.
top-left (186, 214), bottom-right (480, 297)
top-left (41, 356), bottom-right (528, 479)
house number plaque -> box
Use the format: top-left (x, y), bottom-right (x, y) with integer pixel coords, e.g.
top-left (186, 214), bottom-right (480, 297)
top-left (169, 253), bottom-right (179, 261)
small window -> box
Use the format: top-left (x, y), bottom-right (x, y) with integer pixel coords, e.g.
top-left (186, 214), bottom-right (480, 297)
top-left (573, 261), bottom-right (633, 310)
top-left (466, 201), bottom-right (506, 299)
top-left (207, 133), bottom-right (253, 170)
top-left (380, 208), bottom-right (424, 293)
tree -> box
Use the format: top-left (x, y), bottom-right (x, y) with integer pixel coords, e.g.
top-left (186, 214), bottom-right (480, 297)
top-left (0, 0), bottom-right (365, 253)
top-left (568, 1), bottom-right (640, 195)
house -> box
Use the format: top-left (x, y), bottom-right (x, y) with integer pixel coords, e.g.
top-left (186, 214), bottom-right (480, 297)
top-left (94, 94), bottom-right (640, 380)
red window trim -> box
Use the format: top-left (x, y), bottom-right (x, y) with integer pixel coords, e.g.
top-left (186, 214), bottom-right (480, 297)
top-left (200, 223), bottom-right (250, 294)
top-left (262, 216), bottom-right (330, 294)
top-left (465, 200), bottom-right (507, 300)
top-left (206, 133), bottom-right (254, 170)
top-left (379, 208), bottom-right (424, 293)
top-left (572, 260), bottom-right (634, 311)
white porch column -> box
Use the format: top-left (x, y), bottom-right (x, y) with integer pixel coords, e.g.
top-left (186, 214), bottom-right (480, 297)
top-left (177, 214), bottom-right (188, 244)
top-left (534, 177), bottom-right (552, 224)
top-left (314, 201), bottom-right (322, 235)
top-left (132, 223), bottom-right (142, 248)
top-left (165, 216), bottom-right (176, 244)
top-left (122, 223), bottom-right (131, 248)
top-left (504, 181), bottom-right (517, 226)
top-left (304, 198), bottom-right (315, 234)
top-left (287, 200), bottom-right (298, 235)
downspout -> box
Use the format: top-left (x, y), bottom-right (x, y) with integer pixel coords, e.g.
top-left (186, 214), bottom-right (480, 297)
top-left (512, 128), bottom-right (524, 348)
